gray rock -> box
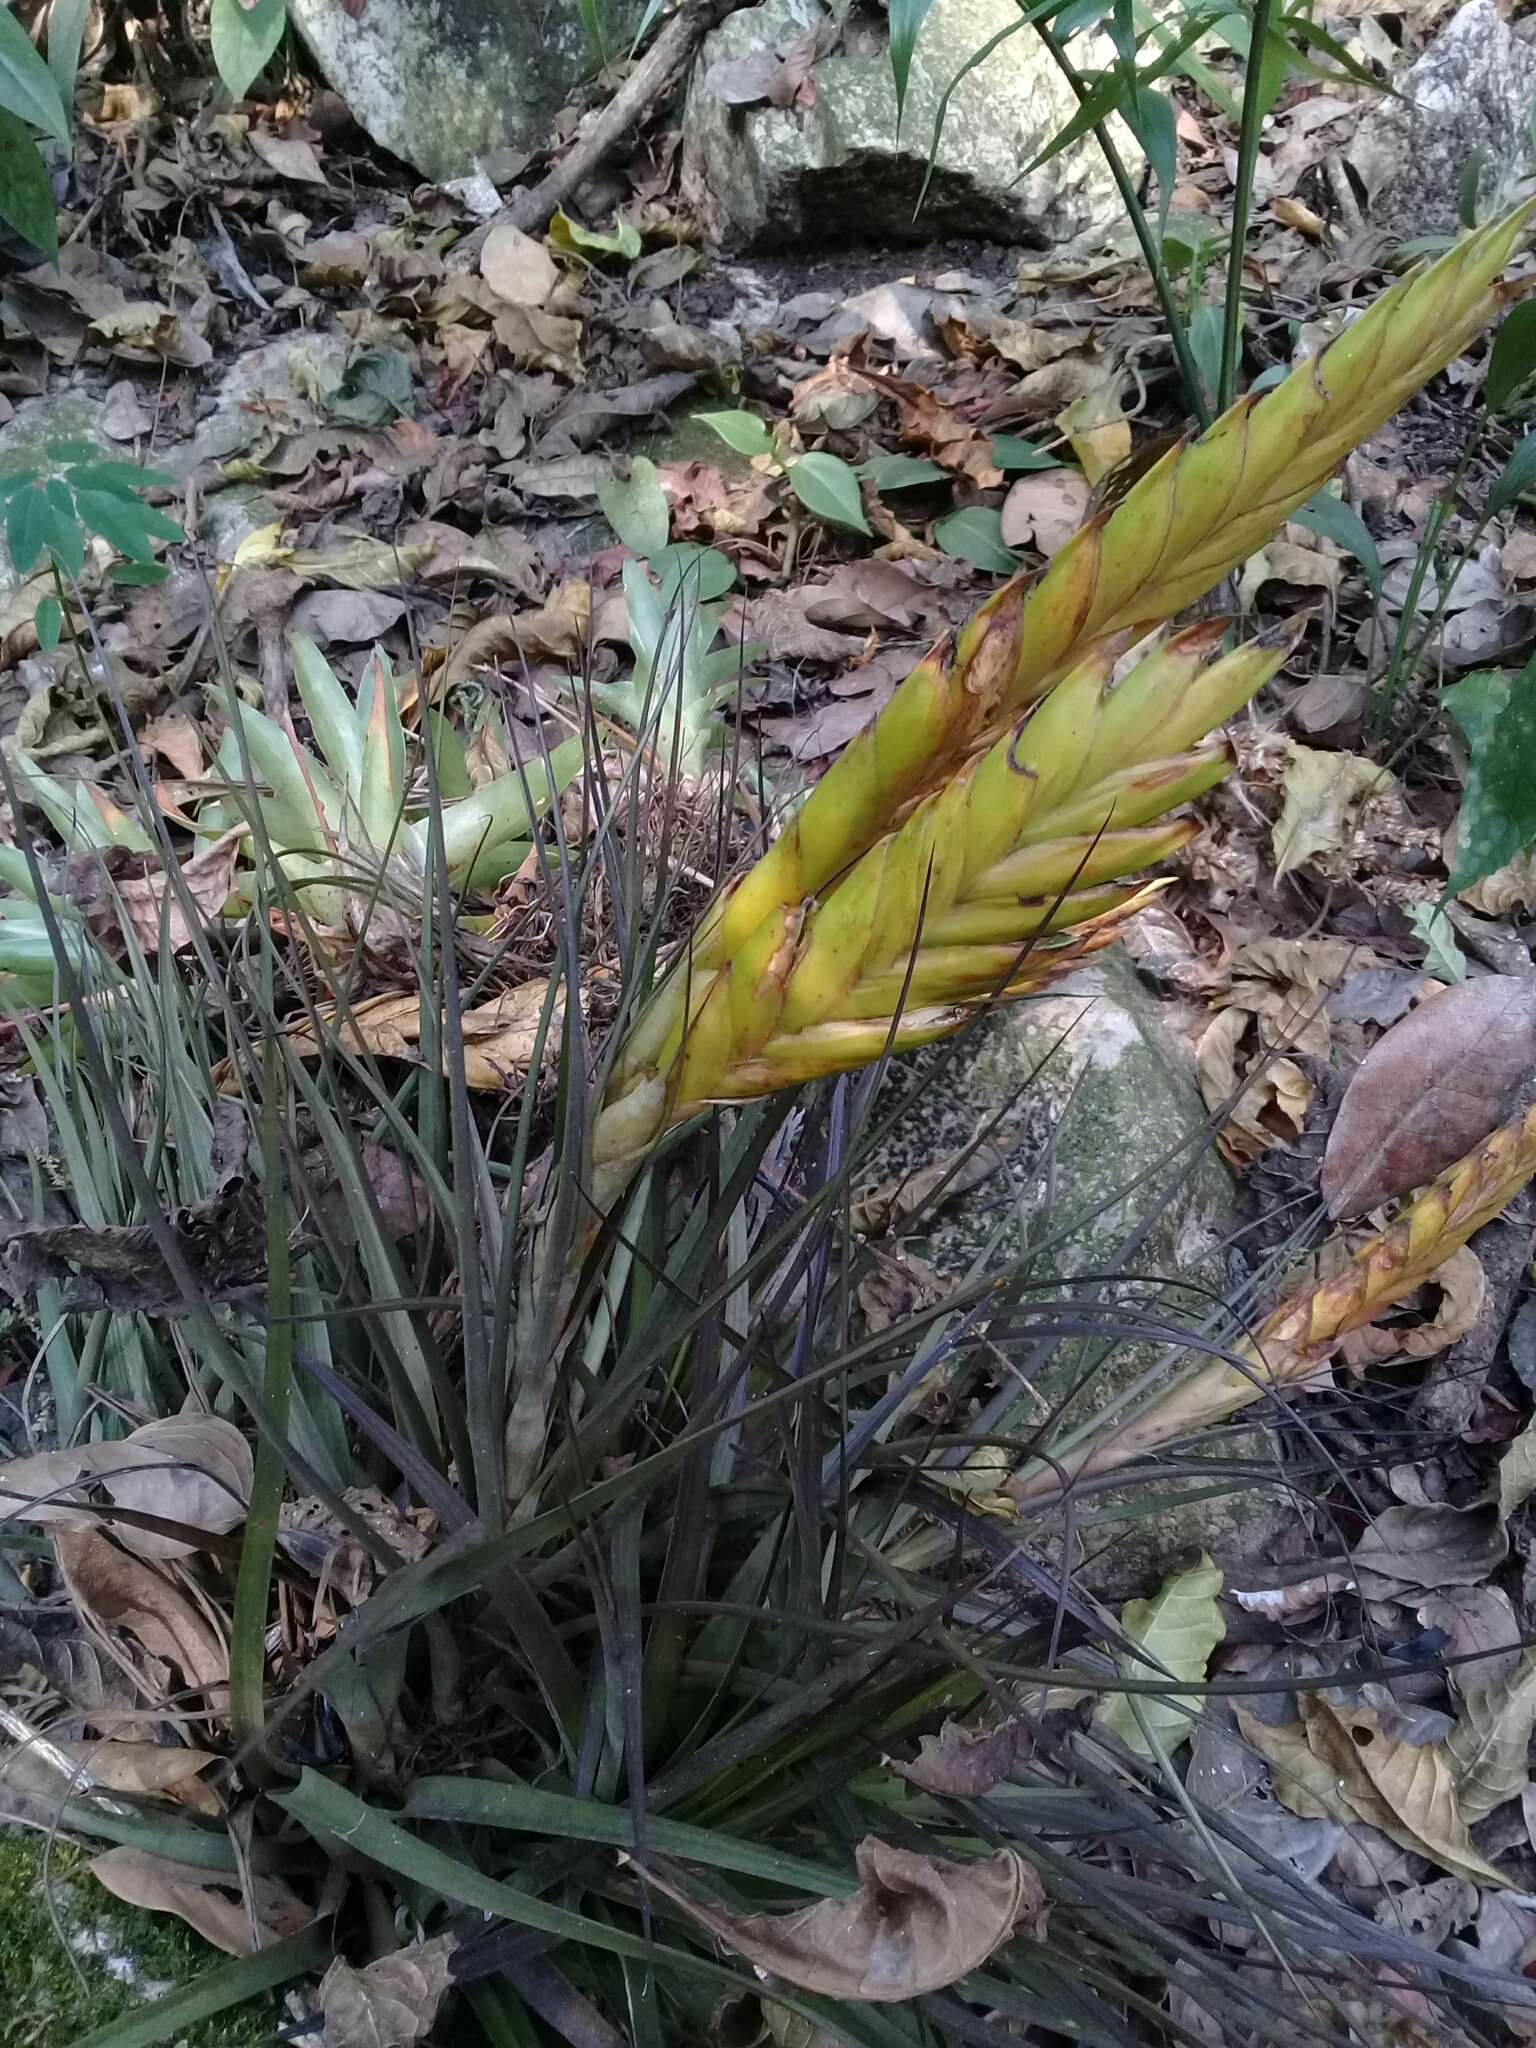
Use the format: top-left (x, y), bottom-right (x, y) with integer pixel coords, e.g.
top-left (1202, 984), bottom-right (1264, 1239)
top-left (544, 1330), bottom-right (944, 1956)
top-left (288, 0), bottom-right (643, 183)
top-left (869, 949), bottom-right (1299, 1594)
top-left (1349, 0), bottom-right (1536, 241)
top-left (684, 0), bottom-right (1134, 248)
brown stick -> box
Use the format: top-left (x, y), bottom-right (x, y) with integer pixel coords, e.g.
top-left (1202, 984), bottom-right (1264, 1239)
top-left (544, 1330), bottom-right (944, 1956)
top-left (450, 0), bottom-right (737, 271)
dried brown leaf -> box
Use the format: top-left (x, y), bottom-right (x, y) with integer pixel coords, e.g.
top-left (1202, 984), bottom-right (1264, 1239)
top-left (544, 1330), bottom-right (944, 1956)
top-left (1000, 470), bottom-right (1092, 556)
top-left (641, 1837), bottom-right (1043, 2001)
top-left (0, 1414), bottom-right (251, 1559)
top-left (0, 1739), bottom-right (221, 1816)
top-left (53, 1526), bottom-right (227, 1697)
top-left (1321, 978), bottom-right (1536, 1217)
top-left (850, 1142), bottom-right (1004, 1238)
top-left (1299, 1695), bottom-right (1506, 1885)
top-left (1351, 1500), bottom-right (1507, 1600)
top-left (70, 829), bottom-right (242, 962)
top-left (480, 224), bottom-right (559, 309)
top-left (1418, 1585), bottom-right (1523, 1695)
top-left (1272, 745), bottom-right (1390, 879)
top-left (319, 1934), bottom-right (458, 2047)
top-left (1448, 1653), bottom-right (1536, 1822)
top-left (89, 1847), bottom-right (311, 1956)
top-left (273, 984), bottom-right (555, 1091)
top-left (889, 1717), bottom-right (1031, 1796)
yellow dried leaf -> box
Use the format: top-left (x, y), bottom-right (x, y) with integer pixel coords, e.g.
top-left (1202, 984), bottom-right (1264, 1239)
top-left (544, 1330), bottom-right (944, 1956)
top-left (1272, 745), bottom-right (1391, 878)
top-left (1093, 1555), bottom-right (1223, 1759)
top-left (1448, 1653), bottom-right (1536, 1821)
top-left (319, 1935), bottom-right (458, 2047)
top-left (89, 1848), bottom-right (310, 1956)
top-left (274, 983), bottom-right (556, 1092)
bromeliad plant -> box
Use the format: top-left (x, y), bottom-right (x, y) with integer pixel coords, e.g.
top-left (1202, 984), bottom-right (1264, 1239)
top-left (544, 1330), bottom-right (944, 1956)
top-left (211, 635), bottom-right (583, 930)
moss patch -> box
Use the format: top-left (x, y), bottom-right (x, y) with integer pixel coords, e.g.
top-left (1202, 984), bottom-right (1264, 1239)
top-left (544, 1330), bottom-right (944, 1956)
top-left (0, 1832), bottom-right (278, 2048)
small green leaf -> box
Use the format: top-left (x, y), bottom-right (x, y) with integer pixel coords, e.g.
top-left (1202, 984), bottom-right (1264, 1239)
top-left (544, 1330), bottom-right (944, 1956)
top-left (597, 455), bottom-right (670, 559)
top-left (75, 487), bottom-right (183, 561)
top-left (1123, 79), bottom-right (1176, 232)
top-left (1187, 301), bottom-right (1224, 412)
top-left (654, 541), bottom-right (736, 601)
top-left (1487, 430), bottom-right (1536, 518)
top-left (698, 409), bottom-right (774, 459)
top-left (1404, 902), bottom-right (1466, 982)
top-left (1486, 301), bottom-right (1536, 414)
top-left (1444, 658), bottom-right (1536, 896)
top-left (0, 5), bottom-right (68, 141)
top-left (990, 435), bottom-right (1061, 473)
top-left (33, 594), bottom-right (61, 652)
top-left (209, 0), bottom-right (285, 101)
top-left (0, 108), bottom-right (57, 255)
top-left (106, 559), bottom-right (169, 586)
top-left (548, 209), bottom-right (642, 263)
top-left (323, 344), bottom-right (414, 427)
top-left (860, 453), bottom-right (948, 491)
top-left (786, 451), bottom-right (870, 535)
top-left (888, 0), bottom-right (937, 130)
top-left (1293, 487), bottom-right (1383, 601)
top-left (933, 506), bottom-right (1019, 574)
top-left (6, 484), bottom-right (46, 574)
top-left (1093, 1555), bottom-right (1224, 1760)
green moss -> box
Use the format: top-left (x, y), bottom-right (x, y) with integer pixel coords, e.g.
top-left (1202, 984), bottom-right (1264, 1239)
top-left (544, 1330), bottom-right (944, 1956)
top-left (0, 1832), bottom-right (279, 2048)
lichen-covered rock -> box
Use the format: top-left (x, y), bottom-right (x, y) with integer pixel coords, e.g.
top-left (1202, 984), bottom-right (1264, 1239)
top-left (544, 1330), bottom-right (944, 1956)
top-left (683, 0), bottom-right (1134, 248)
top-left (867, 949), bottom-right (1296, 1593)
top-left (1349, 0), bottom-right (1536, 240)
top-left (288, 0), bottom-right (643, 182)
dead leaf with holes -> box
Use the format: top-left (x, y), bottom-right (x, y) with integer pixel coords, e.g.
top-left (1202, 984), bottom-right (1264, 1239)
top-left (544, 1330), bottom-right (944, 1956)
top-left (1218, 935), bottom-right (1379, 1059)
top-left (1056, 380), bottom-right (1129, 484)
top-left (640, 1837), bottom-right (1043, 2000)
top-left (1419, 1586), bottom-right (1523, 1696)
top-left (89, 1848), bottom-right (312, 1956)
top-left (1350, 1497), bottom-right (1505, 1600)
top-left (1272, 746), bottom-right (1392, 878)
top-left (1322, 978), bottom-right (1536, 1217)
top-left (319, 1934), bottom-right (458, 2047)
top-left (1001, 469), bottom-right (1091, 556)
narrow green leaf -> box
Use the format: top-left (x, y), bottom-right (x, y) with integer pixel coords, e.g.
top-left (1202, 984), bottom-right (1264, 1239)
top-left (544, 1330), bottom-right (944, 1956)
top-left (1487, 430), bottom-right (1536, 518)
top-left (40, 476), bottom-right (82, 579)
top-left (1187, 301), bottom-right (1223, 413)
top-left (65, 458), bottom-right (176, 494)
top-left (0, 4), bottom-right (68, 141)
top-left (786, 450), bottom-right (870, 535)
top-left (64, 1923), bottom-right (331, 2048)
top-left (1444, 657), bottom-right (1536, 896)
top-left (0, 107), bottom-right (57, 254)
top-left (208, 0), bottom-right (285, 101)
top-left (889, 0), bottom-right (938, 130)
top-left (1093, 1554), bottom-right (1224, 1759)
top-left (597, 454), bottom-right (670, 559)
top-left (933, 505), bottom-right (1019, 573)
top-left (1486, 300), bottom-right (1536, 413)
top-left (46, 0), bottom-right (90, 111)
top-left (6, 482), bottom-right (46, 574)
top-left (1123, 80), bottom-right (1176, 232)
top-left (34, 593), bottom-right (61, 651)
top-left (106, 559), bottom-right (168, 586)
top-left (1293, 487), bottom-right (1383, 600)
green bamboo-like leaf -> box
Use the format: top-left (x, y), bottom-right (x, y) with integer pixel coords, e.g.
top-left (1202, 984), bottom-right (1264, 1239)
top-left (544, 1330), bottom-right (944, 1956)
top-left (291, 630), bottom-right (365, 792)
top-left (0, 107), bottom-right (57, 254)
top-left (787, 451), bottom-right (871, 535)
top-left (1093, 1554), bottom-right (1224, 1759)
top-left (74, 485), bottom-right (183, 561)
top-left (6, 481), bottom-right (46, 573)
top-left (1486, 300), bottom-right (1536, 412)
top-left (1293, 485), bottom-right (1383, 600)
top-left (41, 476), bottom-right (83, 578)
top-left (34, 592), bottom-right (61, 651)
top-left (888, 0), bottom-right (937, 130)
top-left (1487, 429), bottom-right (1536, 517)
top-left (0, 4), bottom-right (68, 141)
top-left (208, 0), bottom-right (285, 100)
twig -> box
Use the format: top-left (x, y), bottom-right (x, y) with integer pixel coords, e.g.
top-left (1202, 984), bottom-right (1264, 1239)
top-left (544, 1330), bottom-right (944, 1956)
top-left (450, 0), bottom-right (736, 271)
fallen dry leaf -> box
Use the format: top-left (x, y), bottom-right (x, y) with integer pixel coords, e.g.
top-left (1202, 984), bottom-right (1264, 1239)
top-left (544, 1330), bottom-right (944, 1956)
top-left (319, 1935), bottom-right (458, 2047)
top-left (441, 584), bottom-right (592, 686)
top-left (248, 131), bottom-right (328, 184)
top-left (0, 1414), bottom-right (251, 1559)
top-left (89, 1847), bottom-right (311, 1956)
top-left (888, 1717), bottom-right (1031, 1797)
top-left (273, 983), bottom-right (556, 1091)
top-left (54, 1525), bottom-right (227, 1698)
top-left (1195, 1006), bottom-right (1311, 1164)
top-left (1448, 1653), bottom-right (1536, 1822)
top-left (1056, 382), bottom-right (1130, 484)
top-left (851, 1142), bottom-right (1004, 1238)
top-left (1336, 1244), bottom-right (1485, 1368)
top-left (640, 1837), bottom-right (1043, 2000)
top-left (480, 223), bottom-right (559, 309)
top-left (69, 829), bottom-right (243, 962)
top-left (1272, 745), bottom-right (1391, 878)
top-left (1462, 849), bottom-right (1536, 916)
top-left (1418, 1585), bottom-right (1523, 1696)
top-left (1350, 1498), bottom-right (1506, 1600)
top-left (0, 1739), bottom-right (221, 1816)
top-left (1321, 978), bottom-right (1536, 1216)
top-left (1000, 469), bottom-right (1092, 556)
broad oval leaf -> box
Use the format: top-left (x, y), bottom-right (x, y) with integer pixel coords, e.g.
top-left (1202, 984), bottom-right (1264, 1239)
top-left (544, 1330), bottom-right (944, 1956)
top-left (1486, 299), bottom-right (1536, 413)
top-left (209, 0), bottom-right (286, 101)
top-left (990, 434), bottom-right (1061, 473)
top-left (0, 5), bottom-right (68, 140)
top-left (787, 451), bottom-right (871, 535)
top-left (698, 408), bottom-right (774, 459)
top-left (933, 505), bottom-right (1019, 574)
top-left (1093, 1555), bottom-right (1223, 1759)
top-left (1321, 977), bottom-right (1536, 1217)
top-left (597, 454), bottom-right (670, 559)
top-left (0, 107), bottom-right (57, 256)
top-left (1444, 655), bottom-right (1536, 898)
top-left (642, 1836), bottom-right (1043, 2001)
